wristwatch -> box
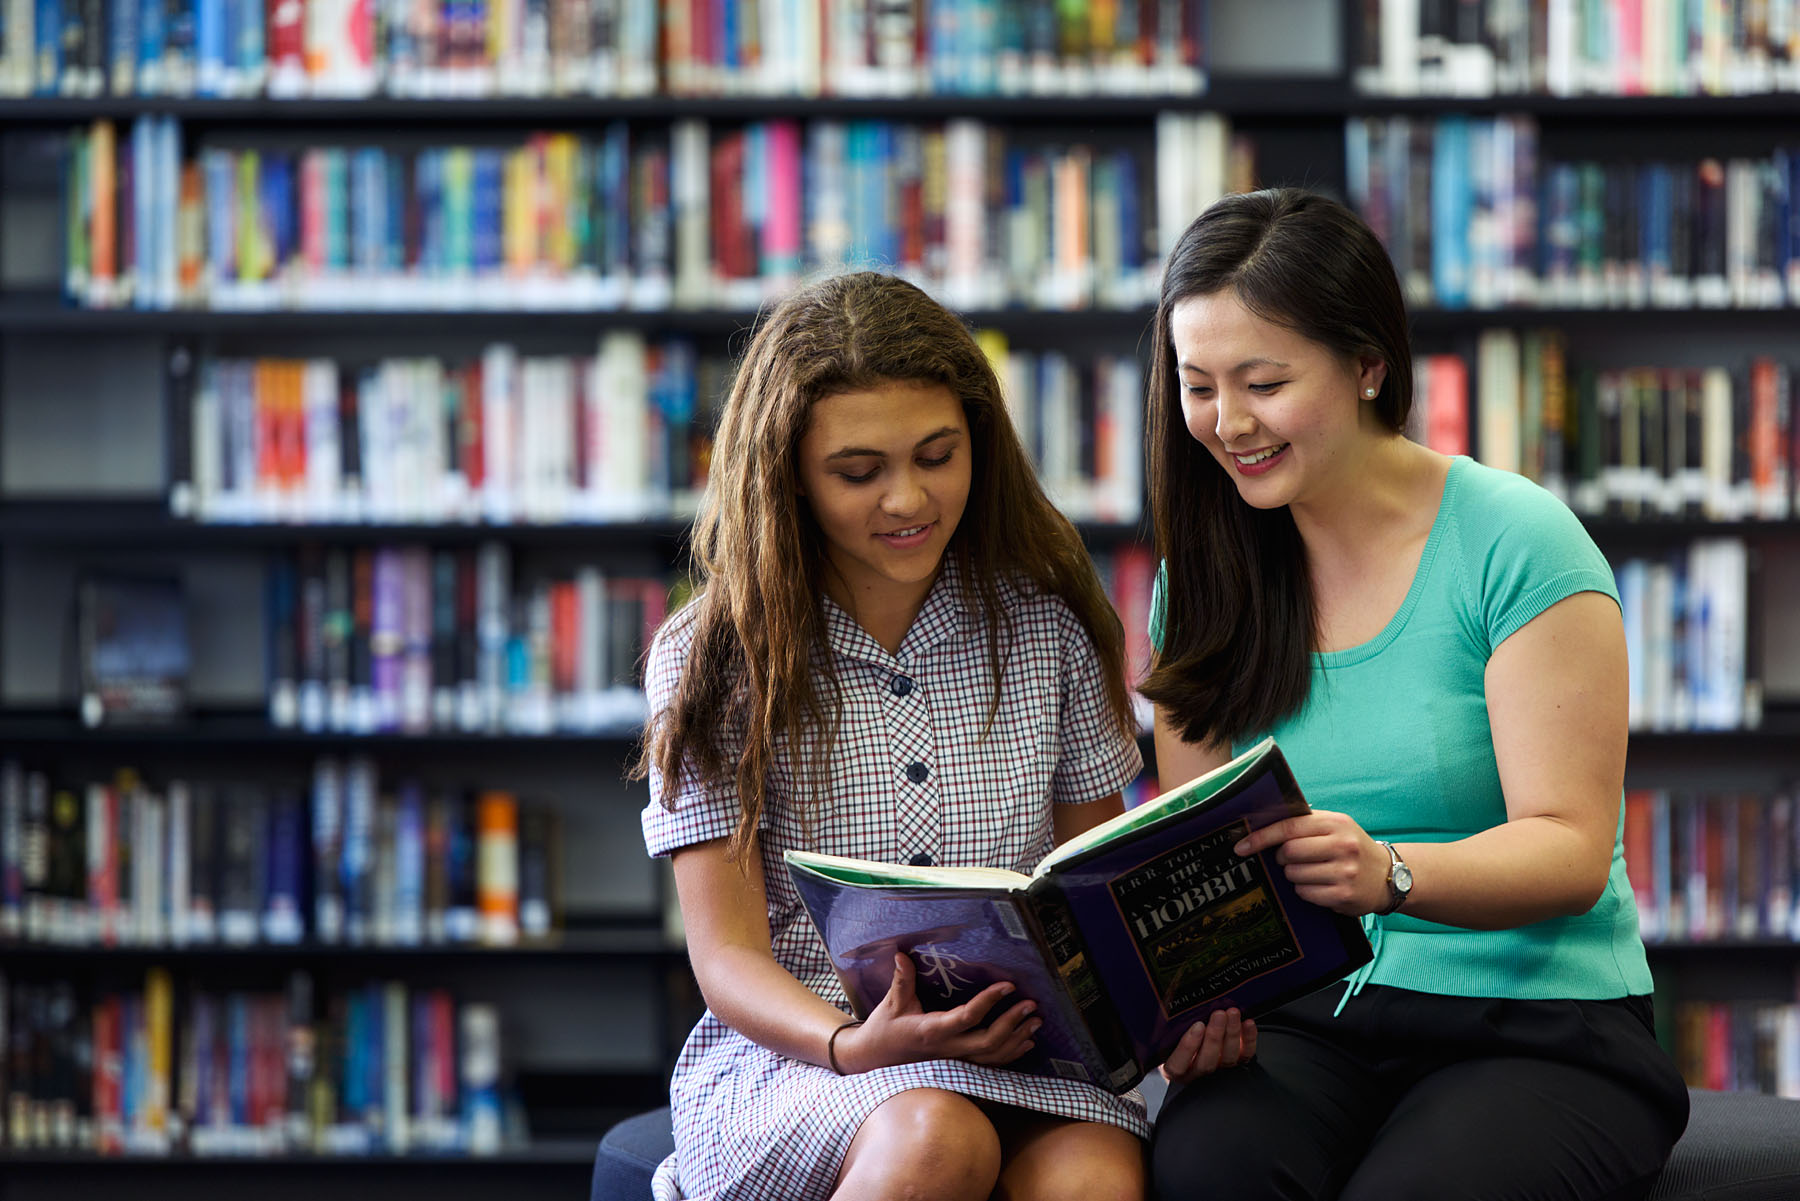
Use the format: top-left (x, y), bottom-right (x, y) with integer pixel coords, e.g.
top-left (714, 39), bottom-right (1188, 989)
top-left (1376, 841), bottom-right (1413, 915)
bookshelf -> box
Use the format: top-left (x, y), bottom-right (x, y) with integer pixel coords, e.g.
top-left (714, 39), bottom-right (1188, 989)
top-left (1, 4), bottom-right (1798, 1196)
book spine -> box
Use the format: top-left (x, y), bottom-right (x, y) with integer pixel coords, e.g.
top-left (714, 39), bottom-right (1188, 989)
top-left (1026, 882), bottom-right (1139, 1091)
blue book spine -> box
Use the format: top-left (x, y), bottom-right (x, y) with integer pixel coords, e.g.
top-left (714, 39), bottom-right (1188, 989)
top-left (351, 147), bottom-right (382, 276)
top-left (598, 124), bottom-right (628, 275)
top-left (1430, 115), bottom-right (1470, 309)
top-left (1114, 148), bottom-right (1139, 272)
top-left (384, 153), bottom-right (406, 273)
top-left (192, 992), bottom-right (215, 1128)
top-left (342, 991), bottom-right (366, 1119)
top-left (311, 759), bottom-right (344, 942)
top-left (155, 114), bottom-right (179, 306)
top-left (236, 0), bottom-right (261, 85)
top-left (226, 992), bottom-right (251, 1130)
top-left (341, 757), bottom-right (374, 943)
top-left (32, 0), bottom-right (59, 93)
top-left (203, 147), bottom-right (235, 288)
top-left (130, 116), bottom-right (155, 307)
top-left (362, 983), bottom-right (384, 1133)
top-left (121, 994), bottom-right (142, 1136)
top-left (472, 149), bottom-right (503, 275)
top-left (108, 0), bottom-right (137, 92)
top-left (263, 788), bottom-right (304, 942)
top-left (262, 152), bottom-right (295, 280)
top-left (395, 782), bottom-right (424, 944)
top-left (1645, 163), bottom-right (1671, 281)
top-left (415, 148), bottom-right (441, 282)
top-left (135, 0), bottom-right (161, 91)
top-left (193, 0), bottom-right (220, 93)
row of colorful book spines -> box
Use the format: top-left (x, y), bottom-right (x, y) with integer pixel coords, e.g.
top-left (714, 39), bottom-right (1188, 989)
top-left (1625, 790), bottom-right (1799, 944)
top-left (1614, 544), bottom-right (1758, 736)
top-left (178, 351), bottom-right (1147, 526)
top-left (1348, 124), bottom-right (1800, 307)
top-left (0, 976), bottom-right (504, 1155)
top-left (0, 0), bottom-right (1208, 100)
top-left (0, 769), bottom-right (556, 949)
top-left (181, 349), bottom-right (717, 523)
top-left (1412, 353), bottom-right (1800, 519)
top-left (1670, 1001), bottom-right (1800, 1099)
top-left (1356, 0), bottom-right (1800, 99)
top-left (60, 122), bottom-right (1163, 301)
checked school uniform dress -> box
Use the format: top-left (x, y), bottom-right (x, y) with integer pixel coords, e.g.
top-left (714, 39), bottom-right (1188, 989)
top-left (640, 558), bottom-right (1149, 1201)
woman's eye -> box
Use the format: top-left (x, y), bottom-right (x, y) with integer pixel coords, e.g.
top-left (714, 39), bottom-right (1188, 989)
top-left (1184, 385), bottom-right (1213, 398)
top-left (837, 468), bottom-right (878, 484)
top-left (919, 451), bottom-right (953, 468)
top-left (1250, 382), bottom-right (1287, 393)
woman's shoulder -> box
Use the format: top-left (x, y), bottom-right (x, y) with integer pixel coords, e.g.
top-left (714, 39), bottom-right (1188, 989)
top-left (1444, 456), bottom-right (1593, 551)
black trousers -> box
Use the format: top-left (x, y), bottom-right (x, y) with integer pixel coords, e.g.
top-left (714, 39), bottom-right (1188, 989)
top-left (1150, 985), bottom-right (1690, 1201)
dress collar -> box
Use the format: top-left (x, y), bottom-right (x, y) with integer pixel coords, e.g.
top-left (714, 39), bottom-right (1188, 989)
top-left (819, 554), bottom-right (976, 668)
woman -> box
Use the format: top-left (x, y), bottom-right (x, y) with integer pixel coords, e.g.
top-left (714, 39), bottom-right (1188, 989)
top-left (1142, 189), bottom-right (1689, 1201)
top-left (638, 272), bottom-right (1152, 1201)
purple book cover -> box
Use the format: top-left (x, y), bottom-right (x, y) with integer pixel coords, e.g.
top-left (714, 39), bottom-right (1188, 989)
top-left (787, 739), bottom-right (1371, 1094)
top-left (788, 875), bottom-right (1114, 1087)
top-left (1040, 742), bottom-right (1371, 1080)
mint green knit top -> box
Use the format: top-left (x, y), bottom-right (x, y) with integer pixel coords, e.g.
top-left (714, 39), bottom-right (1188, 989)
top-left (1150, 456), bottom-right (1654, 1000)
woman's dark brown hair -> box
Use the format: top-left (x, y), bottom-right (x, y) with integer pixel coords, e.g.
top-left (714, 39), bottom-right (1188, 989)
top-left (1140, 188), bottom-right (1414, 747)
top-left (639, 271), bottom-right (1136, 861)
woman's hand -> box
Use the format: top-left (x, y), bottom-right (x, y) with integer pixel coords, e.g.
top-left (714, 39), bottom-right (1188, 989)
top-left (835, 953), bottom-right (1042, 1073)
top-left (1160, 1007), bottom-right (1257, 1084)
top-left (1234, 809), bottom-right (1391, 917)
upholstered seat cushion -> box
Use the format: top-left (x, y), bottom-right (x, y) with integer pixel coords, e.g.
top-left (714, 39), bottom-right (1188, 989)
top-left (591, 1089), bottom-right (1800, 1201)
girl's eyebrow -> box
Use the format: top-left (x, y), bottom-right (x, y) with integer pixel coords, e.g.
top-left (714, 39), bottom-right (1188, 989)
top-left (824, 427), bottom-right (963, 461)
top-left (1179, 357), bottom-right (1292, 374)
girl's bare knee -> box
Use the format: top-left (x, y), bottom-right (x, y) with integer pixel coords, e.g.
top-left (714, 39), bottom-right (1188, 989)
top-left (834, 1090), bottom-right (1001, 1201)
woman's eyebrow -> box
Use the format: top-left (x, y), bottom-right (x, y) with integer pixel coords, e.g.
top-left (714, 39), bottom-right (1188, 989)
top-left (1179, 357), bottom-right (1292, 374)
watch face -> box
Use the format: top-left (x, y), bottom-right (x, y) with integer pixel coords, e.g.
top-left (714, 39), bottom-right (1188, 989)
top-left (1393, 862), bottom-right (1414, 893)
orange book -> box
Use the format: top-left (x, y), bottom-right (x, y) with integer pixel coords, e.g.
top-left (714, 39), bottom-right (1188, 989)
top-left (476, 790), bottom-right (519, 945)
top-left (89, 120), bottom-right (117, 303)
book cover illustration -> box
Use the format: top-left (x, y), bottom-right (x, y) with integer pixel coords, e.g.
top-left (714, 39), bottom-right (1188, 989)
top-left (76, 570), bottom-right (191, 727)
top-left (786, 739), bottom-right (1372, 1093)
top-left (788, 875), bottom-right (1110, 1084)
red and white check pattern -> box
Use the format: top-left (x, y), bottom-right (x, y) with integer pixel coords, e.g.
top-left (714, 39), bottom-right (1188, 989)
top-left (641, 557), bottom-right (1148, 1201)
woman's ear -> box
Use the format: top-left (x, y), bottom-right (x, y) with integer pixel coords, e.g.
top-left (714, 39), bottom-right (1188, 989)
top-left (1357, 357), bottom-right (1388, 399)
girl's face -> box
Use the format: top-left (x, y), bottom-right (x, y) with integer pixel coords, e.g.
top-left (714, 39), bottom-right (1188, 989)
top-left (796, 379), bottom-right (972, 608)
top-left (1169, 290), bottom-right (1386, 512)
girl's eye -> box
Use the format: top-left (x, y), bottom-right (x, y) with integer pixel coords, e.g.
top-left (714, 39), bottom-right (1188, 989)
top-left (1250, 382), bottom-right (1287, 393)
top-left (1183, 385), bottom-right (1213, 398)
top-left (837, 468), bottom-right (878, 484)
top-left (919, 451), bottom-right (953, 468)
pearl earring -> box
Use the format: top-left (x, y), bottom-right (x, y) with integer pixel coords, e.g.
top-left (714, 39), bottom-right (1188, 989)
top-left (1364, 387), bottom-right (1378, 398)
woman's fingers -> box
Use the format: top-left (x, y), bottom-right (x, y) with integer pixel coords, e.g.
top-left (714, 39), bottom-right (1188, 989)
top-left (1161, 1008), bottom-right (1254, 1082)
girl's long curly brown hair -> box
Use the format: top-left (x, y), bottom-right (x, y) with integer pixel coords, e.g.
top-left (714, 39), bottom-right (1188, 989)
top-left (638, 272), bottom-right (1136, 862)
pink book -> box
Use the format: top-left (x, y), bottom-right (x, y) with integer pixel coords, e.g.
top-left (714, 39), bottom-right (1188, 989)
top-left (763, 120), bottom-right (802, 284)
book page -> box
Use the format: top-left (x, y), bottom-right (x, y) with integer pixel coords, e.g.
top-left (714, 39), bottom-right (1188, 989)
top-left (1035, 737), bottom-right (1276, 876)
top-left (785, 849), bottom-right (1031, 891)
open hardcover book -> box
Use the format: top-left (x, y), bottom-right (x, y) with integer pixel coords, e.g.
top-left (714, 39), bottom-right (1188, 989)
top-left (784, 738), bottom-right (1372, 1094)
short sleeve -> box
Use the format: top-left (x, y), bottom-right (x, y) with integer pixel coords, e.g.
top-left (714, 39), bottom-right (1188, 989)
top-left (639, 606), bottom-right (745, 858)
top-left (1148, 559), bottom-right (1168, 655)
top-left (1050, 603), bottom-right (1146, 806)
top-left (1464, 471), bottom-right (1620, 652)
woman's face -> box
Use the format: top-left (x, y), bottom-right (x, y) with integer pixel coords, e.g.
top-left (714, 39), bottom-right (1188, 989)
top-left (796, 379), bottom-right (972, 607)
top-left (1169, 289), bottom-right (1385, 512)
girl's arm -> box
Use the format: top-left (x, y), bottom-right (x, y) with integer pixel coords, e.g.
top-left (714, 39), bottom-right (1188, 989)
top-left (1237, 590), bottom-right (1628, 928)
top-left (672, 834), bottom-right (1043, 1074)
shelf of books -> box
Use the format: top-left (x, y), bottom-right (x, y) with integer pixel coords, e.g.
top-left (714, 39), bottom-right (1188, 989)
top-left (0, 4), bottom-right (1796, 1171)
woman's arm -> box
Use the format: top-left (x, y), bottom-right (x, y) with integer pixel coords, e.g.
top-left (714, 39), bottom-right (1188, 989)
top-left (1152, 706), bottom-right (1234, 792)
top-left (672, 835), bottom-right (1042, 1074)
top-left (1239, 590), bottom-right (1628, 928)
top-left (1052, 792), bottom-right (1125, 845)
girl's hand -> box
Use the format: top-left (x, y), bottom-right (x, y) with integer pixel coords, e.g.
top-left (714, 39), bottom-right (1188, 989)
top-left (1235, 809), bottom-right (1391, 917)
top-left (836, 953), bottom-right (1041, 1073)
top-left (1160, 1007), bottom-right (1257, 1084)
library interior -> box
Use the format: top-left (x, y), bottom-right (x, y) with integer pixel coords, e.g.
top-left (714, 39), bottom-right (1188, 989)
top-left (2, 1), bottom-right (1799, 1199)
